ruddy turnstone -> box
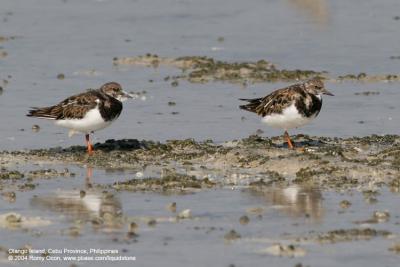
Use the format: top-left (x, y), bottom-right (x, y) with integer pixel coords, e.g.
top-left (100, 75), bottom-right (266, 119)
top-left (27, 82), bottom-right (132, 154)
top-left (239, 77), bottom-right (333, 149)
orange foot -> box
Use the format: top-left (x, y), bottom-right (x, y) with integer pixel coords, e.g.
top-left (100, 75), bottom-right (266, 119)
top-left (87, 144), bottom-right (94, 155)
top-left (284, 131), bottom-right (294, 150)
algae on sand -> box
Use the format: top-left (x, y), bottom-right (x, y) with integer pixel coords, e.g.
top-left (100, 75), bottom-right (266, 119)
top-left (113, 54), bottom-right (400, 83)
top-left (2, 135), bottom-right (400, 192)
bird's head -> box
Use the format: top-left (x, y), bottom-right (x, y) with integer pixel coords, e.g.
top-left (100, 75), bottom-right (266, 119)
top-left (100, 82), bottom-right (133, 102)
top-left (303, 77), bottom-right (334, 96)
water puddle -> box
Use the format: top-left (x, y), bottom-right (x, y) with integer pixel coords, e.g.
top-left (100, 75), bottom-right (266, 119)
top-left (0, 163), bottom-right (399, 266)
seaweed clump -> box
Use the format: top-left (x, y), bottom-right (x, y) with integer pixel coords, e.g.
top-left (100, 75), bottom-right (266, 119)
top-left (113, 171), bottom-right (217, 192)
top-left (113, 54), bottom-right (324, 83)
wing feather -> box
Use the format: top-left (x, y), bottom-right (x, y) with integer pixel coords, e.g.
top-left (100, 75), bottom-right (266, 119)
top-left (27, 90), bottom-right (101, 120)
top-left (239, 84), bottom-right (305, 117)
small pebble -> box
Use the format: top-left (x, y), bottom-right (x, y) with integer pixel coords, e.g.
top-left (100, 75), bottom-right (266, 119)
top-left (127, 222), bottom-right (139, 238)
top-left (57, 73), bottom-right (65, 80)
top-left (171, 80), bottom-right (179, 87)
top-left (91, 217), bottom-right (103, 226)
top-left (239, 215), bottom-right (250, 225)
top-left (340, 200), bottom-right (351, 209)
top-left (224, 229), bottom-right (241, 241)
top-left (129, 221), bottom-right (138, 232)
top-left (147, 219), bottom-right (157, 227)
top-left (166, 202), bottom-right (177, 213)
top-left (31, 124), bottom-right (40, 132)
top-left (79, 190), bottom-right (86, 198)
top-left (6, 214), bottom-right (21, 224)
top-left (177, 209), bottom-right (192, 219)
top-left (373, 211), bottom-right (390, 222)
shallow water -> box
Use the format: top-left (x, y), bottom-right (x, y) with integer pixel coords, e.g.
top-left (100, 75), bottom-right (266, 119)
top-left (1, 164), bottom-right (400, 267)
top-left (1, 0), bottom-right (400, 149)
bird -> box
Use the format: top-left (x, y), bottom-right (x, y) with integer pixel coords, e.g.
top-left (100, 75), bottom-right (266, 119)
top-left (239, 77), bottom-right (333, 149)
top-left (27, 82), bottom-right (132, 154)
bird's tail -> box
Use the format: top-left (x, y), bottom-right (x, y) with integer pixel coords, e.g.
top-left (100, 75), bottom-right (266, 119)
top-left (239, 98), bottom-right (262, 113)
top-left (27, 106), bottom-right (58, 119)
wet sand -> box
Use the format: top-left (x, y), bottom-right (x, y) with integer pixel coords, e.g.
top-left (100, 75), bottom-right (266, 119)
top-left (1, 136), bottom-right (400, 266)
top-left (2, 134), bottom-right (400, 191)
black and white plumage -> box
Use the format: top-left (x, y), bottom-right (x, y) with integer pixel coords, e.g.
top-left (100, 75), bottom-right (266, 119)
top-left (239, 77), bottom-right (333, 148)
top-left (27, 82), bottom-right (132, 154)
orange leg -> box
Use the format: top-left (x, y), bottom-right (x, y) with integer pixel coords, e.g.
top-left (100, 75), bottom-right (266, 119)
top-left (284, 131), bottom-right (294, 149)
top-left (85, 134), bottom-right (94, 155)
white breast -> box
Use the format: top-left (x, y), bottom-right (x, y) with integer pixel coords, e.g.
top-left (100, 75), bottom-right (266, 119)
top-left (261, 103), bottom-right (315, 130)
top-left (54, 107), bottom-right (113, 134)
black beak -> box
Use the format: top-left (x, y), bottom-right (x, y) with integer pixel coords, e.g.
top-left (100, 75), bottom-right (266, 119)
top-left (323, 88), bottom-right (334, 96)
top-left (122, 90), bottom-right (133, 98)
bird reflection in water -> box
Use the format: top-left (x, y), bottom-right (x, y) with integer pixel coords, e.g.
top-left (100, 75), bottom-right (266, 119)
top-left (246, 185), bottom-right (324, 222)
top-left (30, 165), bottom-right (123, 230)
top-left (86, 165), bottom-right (94, 188)
top-left (286, 0), bottom-right (330, 26)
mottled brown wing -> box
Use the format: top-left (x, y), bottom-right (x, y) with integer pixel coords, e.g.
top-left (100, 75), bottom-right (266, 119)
top-left (257, 87), bottom-right (299, 116)
top-left (240, 84), bottom-right (304, 117)
top-left (27, 90), bottom-right (100, 120)
top-left (56, 90), bottom-right (101, 119)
